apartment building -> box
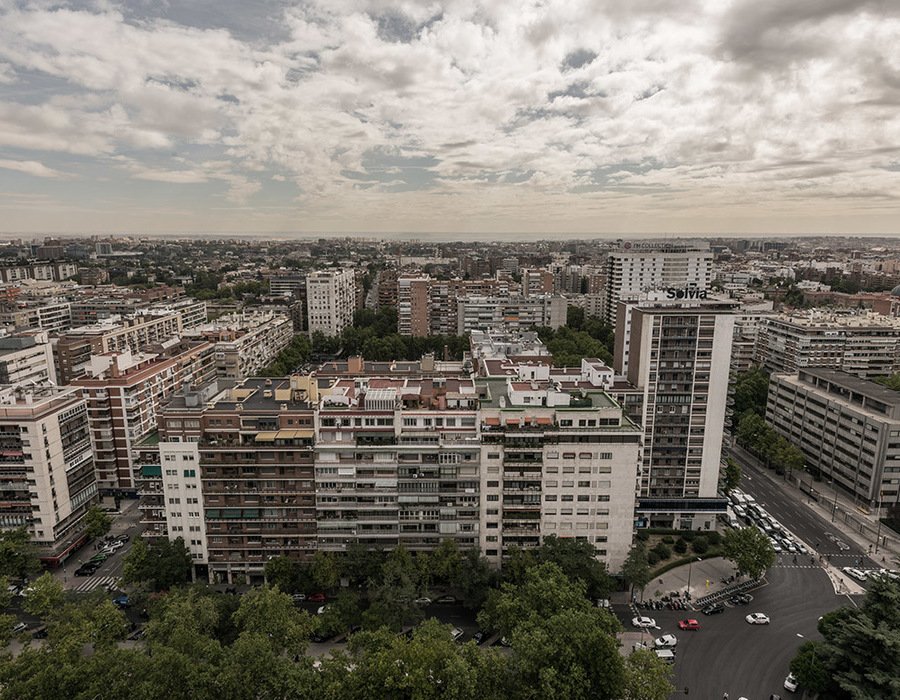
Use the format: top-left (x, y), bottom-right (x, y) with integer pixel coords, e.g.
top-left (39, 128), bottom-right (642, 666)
top-left (755, 311), bottom-right (900, 378)
top-left (72, 341), bottom-right (216, 493)
top-left (457, 294), bottom-right (567, 334)
top-left (0, 385), bottom-right (99, 566)
top-left (397, 275), bottom-right (431, 337)
top-left (521, 268), bottom-right (554, 297)
top-left (0, 299), bottom-right (72, 335)
top-left (139, 377), bottom-right (319, 584)
top-left (604, 245), bottom-right (713, 326)
top-left (478, 370), bottom-right (642, 571)
top-left (0, 331), bottom-right (57, 386)
top-left (54, 312), bottom-right (185, 383)
top-left (306, 269), bottom-right (355, 337)
top-left (622, 298), bottom-right (736, 529)
top-left (269, 270), bottom-right (306, 298)
top-left (767, 369), bottom-right (900, 512)
top-left (186, 311), bottom-right (293, 379)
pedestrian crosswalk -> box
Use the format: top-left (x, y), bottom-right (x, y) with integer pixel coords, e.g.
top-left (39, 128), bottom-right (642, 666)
top-left (71, 575), bottom-right (119, 593)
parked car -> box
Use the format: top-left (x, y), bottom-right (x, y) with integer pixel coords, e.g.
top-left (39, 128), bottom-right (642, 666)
top-left (654, 649), bottom-right (676, 664)
top-left (784, 672), bottom-right (798, 692)
top-left (472, 630), bottom-right (487, 645)
top-left (435, 595), bottom-right (457, 604)
top-left (702, 603), bottom-right (725, 615)
top-left (113, 595), bottom-right (130, 609)
top-left (116, 534), bottom-right (130, 543)
top-left (308, 593), bottom-right (326, 603)
top-left (451, 627), bottom-right (464, 642)
top-left (414, 597), bottom-right (432, 606)
top-left (12, 622), bottom-right (27, 634)
top-left (654, 634), bottom-right (677, 648)
top-left (291, 593), bottom-right (307, 604)
top-left (631, 616), bottom-right (656, 629)
top-left (678, 619), bottom-right (701, 631)
top-left (31, 626), bottom-right (48, 639)
top-left (729, 593), bottom-right (753, 606)
top-left (841, 567), bottom-right (868, 583)
top-left (745, 612), bottom-right (770, 625)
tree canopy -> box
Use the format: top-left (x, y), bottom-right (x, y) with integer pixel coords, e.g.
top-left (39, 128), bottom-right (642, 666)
top-left (722, 527), bottom-right (775, 579)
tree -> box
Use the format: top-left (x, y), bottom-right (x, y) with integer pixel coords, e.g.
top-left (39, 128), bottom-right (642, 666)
top-left (122, 537), bottom-right (193, 591)
top-left (21, 572), bottom-right (64, 618)
top-left (722, 458), bottom-right (741, 494)
top-left (264, 555), bottom-right (312, 593)
top-left (450, 548), bottom-right (497, 610)
top-left (621, 542), bottom-right (652, 598)
top-left (623, 649), bottom-right (675, 700)
top-left (0, 527), bottom-right (40, 580)
top-left (83, 505), bottom-right (112, 540)
top-left (731, 366), bottom-right (770, 424)
top-left (531, 535), bottom-right (613, 599)
top-left (789, 641), bottom-right (830, 694)
top-left (231, 585), bottom-right (314, 655)
top-left (311, 550), bottom-right (340, 592)
top-left (722, 527), bottom-right (775, 579)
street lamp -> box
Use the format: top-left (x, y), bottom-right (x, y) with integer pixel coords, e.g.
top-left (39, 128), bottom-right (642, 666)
top-left (830, 480), bottom-right (839, 523)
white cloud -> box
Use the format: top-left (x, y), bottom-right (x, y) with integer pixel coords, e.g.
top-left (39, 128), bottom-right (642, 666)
top-left (0, 0), bottom-right (897, 232)
top-left (0, 158), bottom-right (70, 178)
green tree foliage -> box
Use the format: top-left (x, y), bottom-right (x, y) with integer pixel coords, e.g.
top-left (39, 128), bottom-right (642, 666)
top-left (21, 572), bottom-right (64, 618)
top-left (260, 334), bottom-right (312, 376)
top-left (722, 457), bottom-right (742, 494)
top-left (623, 649), bottom-right (675, 700)
top-left (311, 551), bottom-right (340, 592)
top-left (0, 527), bottom-right (40, 580)
top-left (530, 535), bottom-right (613, 599)
top-left (735, 410), bottom-right (804, 476)
top-left (873, 372), bottom-right (900, 391)
top-left (122, 537), bottom-right (193, 592)
top-left (731, 366), bottom-right (770, 423)
top-left (83, 505), bottom-right (112, 539)
top-left (789, 577), bottom-right (900, 698)
top-left (621, 542), bottom-right (652, 595)
top-left (536, 326), bottom-right (612, 366)
top-left (722, 527), bottom-right (775, 579)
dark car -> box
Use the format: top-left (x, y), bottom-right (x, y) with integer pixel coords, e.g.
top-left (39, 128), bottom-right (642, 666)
top-left (32, 626), bottom-right (48, 639)
top-left (74, 564), bottom-right (98, 576)
top-left (308, 592), bottom-right (326, 603)
top-left (702, 604), bottom-right (725, 615)
top-left (472, 630), bottom-right (487, 645)
top-left (729, 593), bottom-right (753, 606)
top-left (113, 595), bottom-right (130, 609)
top-left (116, 534), bottom-right (130, 543)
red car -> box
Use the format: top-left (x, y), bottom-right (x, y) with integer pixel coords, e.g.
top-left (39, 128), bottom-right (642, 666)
top-left (308, 592), bottom-right (326, 603)
top-left (678, 619), bottom-right (701, 631)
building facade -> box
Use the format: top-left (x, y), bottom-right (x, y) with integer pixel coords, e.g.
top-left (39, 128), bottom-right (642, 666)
top-left (306, 269), bottom-right (355, 337)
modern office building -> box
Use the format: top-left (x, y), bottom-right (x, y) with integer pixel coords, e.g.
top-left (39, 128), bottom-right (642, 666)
top-left (767, 369), bottom-right (900, 513)
top-left (621, 298), bottom-right (736, 529)
top-left (604, 244), bottom-right (713, 326)
top-left (0, 385), bottom-right (99, 566)
top-left (306, 269), bottom-right (356, 337)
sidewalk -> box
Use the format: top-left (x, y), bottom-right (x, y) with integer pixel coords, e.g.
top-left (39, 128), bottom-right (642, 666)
top-left (732, 445), bottom-right (900, 563)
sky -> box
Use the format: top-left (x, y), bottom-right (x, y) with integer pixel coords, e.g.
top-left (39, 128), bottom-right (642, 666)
top-left (0, 0), bottom-right (898, 236)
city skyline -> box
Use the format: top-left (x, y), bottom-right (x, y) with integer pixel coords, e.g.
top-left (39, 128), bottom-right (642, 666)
top-left (1, 1), bottom-right (898, 235)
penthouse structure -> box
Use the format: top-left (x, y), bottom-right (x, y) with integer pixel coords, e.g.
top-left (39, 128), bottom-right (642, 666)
top-left (0, 385), bottom-right (98, 566)
top-left (73, 341), bottom-right (216, 493)
top-left (767, 369), bottom-right (900, 513)
top-left (755, 311), bottom-right (900, 378)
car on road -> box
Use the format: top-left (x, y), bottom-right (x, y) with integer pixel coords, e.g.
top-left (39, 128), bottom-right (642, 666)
top-left (435, 595), bottom-right (458, 604)
top-left (702, 603), bottom-right (725, 615)
top-left (291, 593), bottom-right (306, 603)
top-left (414, 597), bottom-right (432, 606)
top-left (472, 630), bottom-right (486, 645)
top-left (451, 627), bottom-right (464, 642)
top-left (113, 595), bottom-right (130, 609)
top-left (784, 672), bottom-right (798, 692)
top-left (75, 564), bottom-right (98, 576)
top-left (308, 592), bottom-right (326, 603)
top-left (841, 567), bottom-right (868, 583)
top-left (770, 539), bottom-right (783, 554)
top-left (12, 622), bottom-right (27, 634)
top-left (116, 534), bottom-right (130, 543)
top-left (745, 612), bottom-right (770, 625)
top-left (678, 619), bottom-right (701, 631)
top-left (654, 649), bottom-right (676, 664)
top-left (729, 593), bottom-right (753, 606)
top-left (631, 616), bottom-right (656, 629)
top-left (654, 634), bottom-right (677, 648)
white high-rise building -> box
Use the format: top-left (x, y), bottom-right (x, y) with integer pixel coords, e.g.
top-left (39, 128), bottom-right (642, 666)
top-left (621, 297), bottom-right (736, 530)
top-left (604, 245), bottom-right (713, 326)
top-left (306, 269), bottom-right (355, 337)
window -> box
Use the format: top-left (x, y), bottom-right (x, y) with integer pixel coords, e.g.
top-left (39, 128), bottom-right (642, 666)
top-left (544, 495), bottom-right (557, 501)
top-left (578, 480), bottom-right (590, 488)
top-left (486, 508), bottom-right (499, 515)
top-left (561, 494), bottom-right (573, 502)
top-left (487, 495), bottom-right (499, 502)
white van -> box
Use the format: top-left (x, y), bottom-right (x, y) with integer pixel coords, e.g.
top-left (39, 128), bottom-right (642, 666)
top-left (654, 649), bottom-right (676, 664)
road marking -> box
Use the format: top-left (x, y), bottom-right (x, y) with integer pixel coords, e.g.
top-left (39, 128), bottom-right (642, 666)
top-left (72, 575), bottom-right (118, 593)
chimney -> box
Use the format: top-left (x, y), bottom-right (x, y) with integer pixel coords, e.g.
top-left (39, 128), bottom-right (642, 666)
top-left (110, 354), bottom-right (121, 378)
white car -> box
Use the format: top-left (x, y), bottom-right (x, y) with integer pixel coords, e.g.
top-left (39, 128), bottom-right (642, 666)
top-left (414, 597), bottom-right (432, 606)
top-left (450, 627), bottom-right (464, 642)
top-left (745, 612), bottom-right (770, 625)
top-left (784, 672), bottom-right (799, 691)
top-left (842, 567), bottom-right (868, 583)
top-left (631, 616), bottom-right (656, 629)
top-left (654, 634), bottom-right (677, 648)
top-left (316, 605), bottom-right (328, 615)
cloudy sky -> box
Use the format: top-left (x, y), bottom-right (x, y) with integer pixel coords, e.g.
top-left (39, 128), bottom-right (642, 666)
top-left (0, 0), bottom-right (898, 236)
